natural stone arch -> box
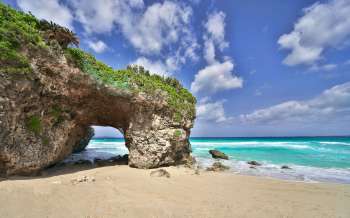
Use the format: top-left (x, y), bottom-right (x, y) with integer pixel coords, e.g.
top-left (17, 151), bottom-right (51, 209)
top-left (0, 5), bottom-right (195, 176)
top-left (0, 53), bottom-right (194, 175)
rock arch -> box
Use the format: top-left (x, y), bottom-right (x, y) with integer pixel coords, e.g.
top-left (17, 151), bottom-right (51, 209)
top-left (0, 4), bottom-right (196, 176)
top-left (0, 50), bottom-right (194, 176)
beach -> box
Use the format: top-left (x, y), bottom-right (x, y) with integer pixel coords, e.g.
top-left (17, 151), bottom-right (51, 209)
top-left (0, 165), bottom-right (349, 218)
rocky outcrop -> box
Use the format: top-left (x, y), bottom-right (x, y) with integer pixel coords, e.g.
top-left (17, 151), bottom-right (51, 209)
top-left (0, 4), bottom-right (196, 176)
top-left (73, 127), bottom-right (94, 153)
top-left (206, 162), bottom-right (230, 172)
top-left (209, 150), bottom-right (229, 160)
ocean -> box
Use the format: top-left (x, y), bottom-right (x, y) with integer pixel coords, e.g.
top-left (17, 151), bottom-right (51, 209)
top-left (65, 137), bottom-right (350, 184)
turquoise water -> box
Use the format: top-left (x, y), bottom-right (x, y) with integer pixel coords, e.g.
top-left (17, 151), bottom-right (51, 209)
top-left (66, 137), bottom-right (350, 184)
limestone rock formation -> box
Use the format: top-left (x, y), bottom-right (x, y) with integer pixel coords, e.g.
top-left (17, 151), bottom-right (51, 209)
top-left (209, 149), bottom-right (229, 160)
top-left (73, 127), bottom-right (94, 153)
top-left (0, 4), bottom-right (196, 176)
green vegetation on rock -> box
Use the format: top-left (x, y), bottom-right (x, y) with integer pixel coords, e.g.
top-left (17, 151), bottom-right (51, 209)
top-left (0, 3), bottom-right (44, 73)
top-left (26, 115), bottom-right (42, 135)
top-left (174, 130), bottom-right (182, 138)
top-left (65, 48), bottom-right (196, 121)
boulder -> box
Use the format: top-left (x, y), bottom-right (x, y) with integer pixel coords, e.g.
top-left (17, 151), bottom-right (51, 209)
top-left (206, 162), bottom-right (230, 172)
top-left (247, 161), bottom-right (262, 166)
top-left (150, 169), bottom-right (170, 178)
top-left (209, 150), bottom-right (229, 160)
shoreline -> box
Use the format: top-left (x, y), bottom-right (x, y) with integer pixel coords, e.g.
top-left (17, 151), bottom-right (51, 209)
top-left (1, 164), bottom-right (349, 218)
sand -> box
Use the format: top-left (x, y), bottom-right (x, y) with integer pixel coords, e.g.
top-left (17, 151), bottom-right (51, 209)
top-left (0, 165), bottom-right (349, 218)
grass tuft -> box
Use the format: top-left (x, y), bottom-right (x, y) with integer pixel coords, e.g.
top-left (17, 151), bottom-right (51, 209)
top-left (26, 115), bottom-right (42, 135)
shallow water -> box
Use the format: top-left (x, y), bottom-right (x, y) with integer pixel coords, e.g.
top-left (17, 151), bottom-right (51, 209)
top-left (65, 137), bottom-right (350, 184)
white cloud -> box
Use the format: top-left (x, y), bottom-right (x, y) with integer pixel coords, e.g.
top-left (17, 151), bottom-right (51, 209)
top-left (203, 39), bottom-right (216, 64)
top-left (196, 98), bottom-right (233, 123)
top-left (127, 1), bottom-right (193, 55)
top-left (71, 0), bottom-right (193, 55)
top-left (88, 40), bottom-right (107, 53)
top-left (309, 64), bottom-right (337, 72)
top-left (191, 11), bottom-right (242, 94)
top-left (69, 0), bottom-right (143, 34)
top-left (17, 0), bottom-right (74, 29)
top-left (204, 11), bottom-right (228, 50)
top-left (240, 82), bottom-right (350, 124)
top-left (191, 60), bottom-right (243, 94)
top-left (70, 0), bottom-right (198, 73)
top-left (278, 0), bottom-right (350, 66)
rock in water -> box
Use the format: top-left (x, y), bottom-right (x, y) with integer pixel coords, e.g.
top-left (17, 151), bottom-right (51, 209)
top-left (209, 150), bottom-right (229, 160)
top-left (206, 162), bottom-right (230, 172)
top-left (247, 161), bottom-right (262, 166)
top-left (0, 4), bottom-right (196, 176)
top-left (281, 165), bottom-right (291, 170)
top-left (150, 169), bottom-right (171, 178)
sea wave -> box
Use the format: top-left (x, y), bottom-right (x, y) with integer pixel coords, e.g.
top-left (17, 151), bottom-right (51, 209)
top-left (196, 157), bottom-right (350, 184)
top-left (191, 141), bottom-right (311, 150)
top-left (318, 141), bottom-right (350, 146)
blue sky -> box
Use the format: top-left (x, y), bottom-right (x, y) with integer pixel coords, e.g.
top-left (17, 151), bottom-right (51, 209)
top-left (4, 0), bottom-right (350, 137)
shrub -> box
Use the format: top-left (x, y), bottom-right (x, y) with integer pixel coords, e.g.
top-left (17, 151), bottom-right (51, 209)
top-left (39, 20), bottom-right (79, 48)
top-left (174, 130), bottom-right (182, 138)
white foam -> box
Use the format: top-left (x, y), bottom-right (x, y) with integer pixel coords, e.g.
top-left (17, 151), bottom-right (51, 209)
top-left (319, 141), bottom-right (350, 146)
top-left (196, 157), bottom-right (350, 184)
top-left (191, 141), bottom-right (311, 150)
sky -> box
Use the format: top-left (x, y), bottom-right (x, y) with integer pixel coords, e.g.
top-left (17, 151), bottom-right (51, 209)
top-left (4, 0), bottom-right (350, 137)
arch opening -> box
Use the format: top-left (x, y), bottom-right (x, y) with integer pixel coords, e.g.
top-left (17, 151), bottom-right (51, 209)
top-left (64, 126), bottom-right (129, 167)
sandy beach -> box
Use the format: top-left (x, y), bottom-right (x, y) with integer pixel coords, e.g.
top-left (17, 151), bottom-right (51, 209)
top-left (0, 165), bottom-right (349, 218)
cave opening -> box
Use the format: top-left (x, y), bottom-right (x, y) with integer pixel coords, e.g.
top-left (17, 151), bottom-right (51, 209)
top-left (64, 126), bottom-right (129, 166)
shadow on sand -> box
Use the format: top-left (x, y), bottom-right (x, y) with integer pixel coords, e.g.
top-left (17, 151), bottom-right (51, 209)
top-left (0, 154), bottom-right (129, 181)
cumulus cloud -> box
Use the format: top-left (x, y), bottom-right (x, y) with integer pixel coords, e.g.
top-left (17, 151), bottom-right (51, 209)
top-left (88, 40), bottom-right (107, 53)
top-left (278, 0), bottom-right (350, 66)
top-left (240, 82), bottom-right (350, 124)
top-left (69, 0), bottom-right (143, 34)
top-left (126, 1), bottom-right (193, 55)
top-left (17, 0), bottom-right (74, 29)
top-left (191, 60), bottom-right (243, 94)
top-left (196, 98), bottom-right (233, 123)
top-left (203, 39), bottom-right (216, 64)
top-left (204, 11), bottom-right (228, 50)
top-left (191, 11), bottom-right (242, 94)
top-left (70, 0), bottom-right (198, 74)
top-left (70, 0), bottom-right (194, 56)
